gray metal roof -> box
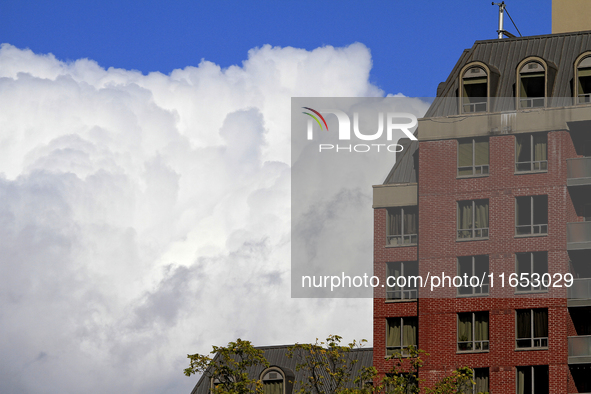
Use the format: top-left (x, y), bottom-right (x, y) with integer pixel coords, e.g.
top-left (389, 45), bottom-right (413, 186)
top-left (189, 345), bottom-right (373, 394)
top-left (427, 30), bottom-right (591, 117)
top-left (384, 138), bottom-right (418, 184)
top-left (384, 30), bottom-right (591, 185)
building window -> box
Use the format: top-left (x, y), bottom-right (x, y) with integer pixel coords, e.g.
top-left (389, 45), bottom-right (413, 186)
top-left (460, 368), bottom-right (489, 394)
top-left (457, 255), bottom-right (489, 296)
top-left (386, 317), bottom-right (417, 356)
top-left (576, 55), bottom-right (591, 104)
top-left (457, 312), bottom-right (489, 352)
top-left (461, 66), bottom-right (488, 113)
top-left (518, 61), bottom-right (546, 108)
top-left (515, 133), bottom-right (547, 172)
top-left (516, 365), bottom-right (549, 394)
top-left (516, 195), bottom-right (548, 236)
top-left (386, 261), bottom-right (418, 301)
top-left (516, 309), bottom-right (548, 349)
top-left (515, 252), bottom-right (548, 293)
top-left (458, 138), bottom-right (489, 177)
top-left (387, 207), bottom-right (417, 246)
top-left (457, 199), bottom-right (489, 239)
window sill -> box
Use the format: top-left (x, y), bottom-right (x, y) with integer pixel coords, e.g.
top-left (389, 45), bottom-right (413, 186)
top-left (514, 290), bottom-right (548, 295)
top-left (385, 299), bottom-right (417, 303)
top-left (515, 347), bottom-right (548, 351)
top-left (385, 244), bottom-right (417, 248)
top-left (514, 233), bottom-right (548, 238)
top-left (456, 174), bottom-right (489, 179)
top-left (456, 350), bottom-right (489, 354)
top-left (456, 293), bottom-right (489, 298)
top-left (456, 237), bottom-right (489, 242)
top-left (514, 170), bottom-right (548, 175)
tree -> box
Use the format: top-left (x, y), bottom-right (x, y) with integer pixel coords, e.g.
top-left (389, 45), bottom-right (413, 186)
top-left (184, 338), bottom-right (269, 394)
top-left (185, 337), bottom-right (481, 394)
top-left (287, 335), bottom-right (369, 394)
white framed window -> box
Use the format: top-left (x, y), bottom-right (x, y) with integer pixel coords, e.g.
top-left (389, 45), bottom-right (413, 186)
top-left (457, 199), bottom-right (489, 240)
top-left (515, 133), bottom-right (547, 173)
top-left (457, 255), bottom-right (489, 296)
top-left (386, 261), bottom-right (418, 301)
top-left (516, 195), bottom-right (548, 236)
top-left (457, 312), bottom-right (489, 352)
top-left (516, 309), bottom-right (548, 349)
top-left (386, 317), bottom-right (417, 356)
top-left (458, 137), bottom-right (489, 177)
top-left (387, 206), bottom-right (417, 246)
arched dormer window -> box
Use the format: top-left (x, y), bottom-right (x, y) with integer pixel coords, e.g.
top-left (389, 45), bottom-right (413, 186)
top-left (260, 367), bottom-right (291, 394)
top-left (575, 53), bottom-right (591, 104)
top-left (460, 64), bottom-right (489, 113)
top-left (517, 59), bottom-right (547, 108)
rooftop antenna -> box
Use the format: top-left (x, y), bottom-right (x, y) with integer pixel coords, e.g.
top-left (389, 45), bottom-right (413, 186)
top-left (492, 2), bottom-right (522, 39)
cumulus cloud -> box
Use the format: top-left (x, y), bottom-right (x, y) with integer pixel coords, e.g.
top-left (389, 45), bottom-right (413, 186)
top-left (0, 43), bottom-right (382, 393)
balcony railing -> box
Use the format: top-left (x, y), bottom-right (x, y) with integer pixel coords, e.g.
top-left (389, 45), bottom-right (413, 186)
top-left (567, 157), bottom-right (591, 186)
top-left (569, 335), bottom-right (591, 363)
top-left (569, 278), bottom-right (591, 299)
top-left (567, 222), bottom-right (591, 250)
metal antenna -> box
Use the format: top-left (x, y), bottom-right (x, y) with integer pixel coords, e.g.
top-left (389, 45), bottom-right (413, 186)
top-left (492, 2), bottom-right (520, 39)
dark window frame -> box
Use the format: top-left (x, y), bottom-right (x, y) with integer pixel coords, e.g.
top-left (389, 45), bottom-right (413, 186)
top-left (457, 199), bottom-right (489, 240)
top-left (386, 317), bottom-right (418, 357)
top-left (457, 137), bottom-right (490, 178)
top-left (386, 261), bottom-right (418, 301)
top-left (457, 255), bottom-right (489, 296)
top-left (516, 308), bottom-right (548, 350)
top-left (386, 206), bottom-right (418, 247)
top-left (457, 311), bottom-right (490, 353)
top-left (515, 195), bottom-right (548, 236)
top-left (515, 133), bottom-right (548, 173)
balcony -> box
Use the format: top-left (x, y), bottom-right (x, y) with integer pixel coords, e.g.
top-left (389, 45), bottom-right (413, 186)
top-left (569, 335), bottom-right (591, 364)
top-left (567, 157), bottom-right (591, 186)
top-left (567, 222), bottom-right (591, 250)
top-left (568, 279), bottom-right (591, 307)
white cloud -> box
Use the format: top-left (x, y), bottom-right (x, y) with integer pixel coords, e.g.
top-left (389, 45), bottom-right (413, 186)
top-left (0, 43), bottom-right (380, 393)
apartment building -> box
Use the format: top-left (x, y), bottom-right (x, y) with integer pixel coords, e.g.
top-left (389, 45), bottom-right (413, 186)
top-left (373, 5), bottom-right (591, 393)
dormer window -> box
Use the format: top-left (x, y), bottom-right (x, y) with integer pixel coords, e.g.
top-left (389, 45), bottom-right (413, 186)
top-left (461, 66), bottom-right (488, 113)
top-left (576, 55), bottom-right (591, 104)
top-left (261, 368), bottom-right (286, 394)
top-left (518, 61), bottom-right (546, 108)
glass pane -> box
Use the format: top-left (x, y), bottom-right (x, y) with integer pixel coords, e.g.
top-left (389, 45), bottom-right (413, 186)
top-left (458, 140), bottom-right (473, 168)
top-left (474, 139), bottom-right (489, 166)
top-left (533, 195), bottom-right (548, 226)
top-left (516, 310), bottom-right (531, 340)
top-left (458, 201), bottom-right (473, 231)
top-left (516, 135), bottom-right (532, 164)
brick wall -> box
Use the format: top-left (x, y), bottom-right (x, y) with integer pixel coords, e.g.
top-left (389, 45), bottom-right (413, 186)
top-left (373, 130), bottom-right (579, 392)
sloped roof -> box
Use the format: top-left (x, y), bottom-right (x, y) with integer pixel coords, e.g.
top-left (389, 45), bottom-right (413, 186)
top-left (427, 30), bottom-right (591, 117)
top-left (384, 30), bottom-right (591, 185)
top-left (190, 345), bottom-right (373, 394)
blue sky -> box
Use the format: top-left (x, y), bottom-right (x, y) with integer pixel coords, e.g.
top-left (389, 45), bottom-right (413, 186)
top-left (1, 0), bottom-right (551, 97)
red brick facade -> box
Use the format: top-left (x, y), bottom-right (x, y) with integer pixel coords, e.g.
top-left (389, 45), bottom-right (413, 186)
top-left (373, 130), bottom-right (585, 392)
